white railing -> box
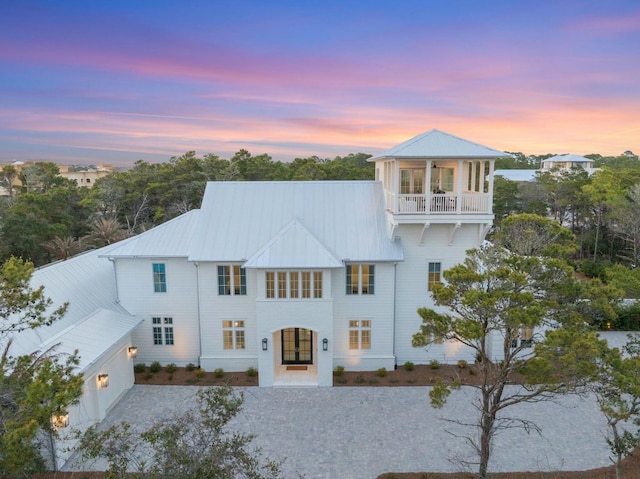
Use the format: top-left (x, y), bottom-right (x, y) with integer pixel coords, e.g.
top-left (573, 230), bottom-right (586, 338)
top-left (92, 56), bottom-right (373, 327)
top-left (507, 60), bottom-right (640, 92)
top-left (393, 193), bottom-right (490, 214)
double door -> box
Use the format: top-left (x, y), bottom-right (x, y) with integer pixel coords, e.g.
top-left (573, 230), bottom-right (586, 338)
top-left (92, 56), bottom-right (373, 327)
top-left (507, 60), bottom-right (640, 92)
top-left (281, 328), bottom-right (312, 364)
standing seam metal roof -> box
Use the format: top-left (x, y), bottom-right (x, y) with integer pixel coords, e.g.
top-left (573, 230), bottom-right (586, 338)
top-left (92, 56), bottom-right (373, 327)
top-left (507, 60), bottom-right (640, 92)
top-left (370, 129), bottom-right (511, 159)
top-left (188, 181), bottom-right (403, 263)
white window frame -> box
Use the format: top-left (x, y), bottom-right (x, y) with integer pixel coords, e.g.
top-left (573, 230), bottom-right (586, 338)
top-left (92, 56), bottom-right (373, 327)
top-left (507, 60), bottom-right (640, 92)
top-left (222, 320), bottom-right (245, 350)
top-left (265, 271), bottom-right (323, 299)
top-left (345, 264), bottom-right (375, 295)
top-left (428, 261), bottom-right (442, 292)
top-left (348, 319), bottom-right (371, 350)
top-left (218, 265), bottom-right (247, 296)
top-left (152, 316), bottom-right (174, 346)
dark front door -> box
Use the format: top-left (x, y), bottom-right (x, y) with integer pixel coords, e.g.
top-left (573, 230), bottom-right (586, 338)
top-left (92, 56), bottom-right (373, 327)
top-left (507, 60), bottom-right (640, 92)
top-left (281, 328), bottom-right (313, 365)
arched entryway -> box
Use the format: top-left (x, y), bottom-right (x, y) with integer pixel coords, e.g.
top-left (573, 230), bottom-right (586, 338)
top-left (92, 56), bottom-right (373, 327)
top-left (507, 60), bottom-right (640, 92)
top-left (273, 328), bottom-right (318, 386)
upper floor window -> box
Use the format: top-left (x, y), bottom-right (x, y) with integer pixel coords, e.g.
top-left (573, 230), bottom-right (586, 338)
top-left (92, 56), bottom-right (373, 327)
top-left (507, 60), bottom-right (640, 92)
top-left (428, 262), bottom-right (442, 291)
top-left (431, 167), bottom-right (454, 192)
top-left (346, 264), bottom-right (375, 295)
top-left (265, 271), bottom-right (323, 299)
top-left (152, 263), bottom-right (167, 293)
top-left (218, 265), bottom-right (247, 296)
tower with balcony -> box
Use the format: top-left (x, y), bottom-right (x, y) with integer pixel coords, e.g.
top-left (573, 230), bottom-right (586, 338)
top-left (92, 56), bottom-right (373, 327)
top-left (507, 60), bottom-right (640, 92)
top-left (371, 129), bottom-right (512, 365)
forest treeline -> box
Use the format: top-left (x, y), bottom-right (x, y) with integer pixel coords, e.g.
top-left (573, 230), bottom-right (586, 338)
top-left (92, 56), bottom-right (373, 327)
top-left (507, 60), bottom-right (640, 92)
top-left (1, 148), bottom-right (640, 312)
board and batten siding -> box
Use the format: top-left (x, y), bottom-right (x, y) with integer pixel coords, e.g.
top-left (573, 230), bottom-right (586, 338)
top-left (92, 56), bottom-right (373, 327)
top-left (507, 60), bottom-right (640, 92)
top-left (115, 257), bottom-right (201, 366)
top-left (332, 262), bottom-right (396, 371)
top-left (393, 224), bottom-right (481, 365)
top-left (197, 263), bottom-right (258, 372)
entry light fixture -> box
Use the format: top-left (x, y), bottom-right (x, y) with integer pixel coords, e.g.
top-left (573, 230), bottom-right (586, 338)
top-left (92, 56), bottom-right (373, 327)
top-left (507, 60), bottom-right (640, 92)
top-left (98, 373), bottom-right (109, 388)
top-left (322, 338), bottom-right (329, 351)
top-left (261, 338), bottom-right (268, 351)
top-left (52, 413), bottom-right (69, 429)
top-left (128, 346), bottom-right (138, 358)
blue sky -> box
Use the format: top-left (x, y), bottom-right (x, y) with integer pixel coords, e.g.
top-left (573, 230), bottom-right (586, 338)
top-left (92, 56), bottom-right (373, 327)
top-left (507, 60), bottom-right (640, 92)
top-left (1, 0), bottom-right (639, 166)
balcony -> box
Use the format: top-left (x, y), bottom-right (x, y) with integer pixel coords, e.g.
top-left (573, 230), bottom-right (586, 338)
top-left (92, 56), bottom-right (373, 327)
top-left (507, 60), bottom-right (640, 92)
top-left (387, 192), bottom-right (491, 215)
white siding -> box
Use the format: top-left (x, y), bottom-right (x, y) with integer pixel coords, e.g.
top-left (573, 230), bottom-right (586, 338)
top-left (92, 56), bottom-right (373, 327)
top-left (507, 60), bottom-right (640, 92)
top-left (332, 263), bottom-right (396, 371)
top-left (393, 223), bottom-right (481, 365)
top-left (116, 257), bottom-right (201, 366)
top-left (198, 263), bottom-right (258, 372)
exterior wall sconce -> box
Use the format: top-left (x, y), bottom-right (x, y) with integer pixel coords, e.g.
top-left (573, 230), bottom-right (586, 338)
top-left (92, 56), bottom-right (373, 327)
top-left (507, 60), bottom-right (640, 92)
top-left (322, 338), bottom-right (329, 351)
top-left (128, 346), bottom-right (138, 358)
top-left (98, 374), bottom-right (109, 388)
top-left (52, 413), bottom-right (69, 429)
top-left (261, 338), bottom-right (268, 351)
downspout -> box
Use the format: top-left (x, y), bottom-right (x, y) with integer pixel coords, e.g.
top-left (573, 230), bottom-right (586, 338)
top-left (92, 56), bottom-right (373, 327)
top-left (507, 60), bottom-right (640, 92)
top-left (392, 261), bottom-right (398, 368)
top-left (194, 262), bottom-right (203, 367)
top-left (108, 257), bottom-right (119, 303)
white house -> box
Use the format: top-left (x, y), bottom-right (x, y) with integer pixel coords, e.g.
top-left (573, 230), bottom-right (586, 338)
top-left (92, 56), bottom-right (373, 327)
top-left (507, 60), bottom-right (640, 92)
top-left (8, 129), bottom-right (510, 465)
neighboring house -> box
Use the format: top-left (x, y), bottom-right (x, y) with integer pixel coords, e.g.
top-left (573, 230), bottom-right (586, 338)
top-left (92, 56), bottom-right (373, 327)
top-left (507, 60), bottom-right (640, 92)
top-left (8, 129), bottom-right (510, 466)
top-left (58, 164), bottom-right (115, 187)
top-left (494, 153), bottom-right (598, 183)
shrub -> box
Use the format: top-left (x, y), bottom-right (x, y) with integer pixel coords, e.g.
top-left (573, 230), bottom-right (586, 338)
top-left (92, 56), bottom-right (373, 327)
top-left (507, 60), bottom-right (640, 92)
top-left (186, 363), bottom-right (196, 372)
top-left (214, 368), bottom-right (224, 378)
top-left (165, 363), bottom-right (177, 373)
top-left (246, 367), bottom-right (257, 378)
top-left (457, 359), bottom-right (467, 369)
top-left (149, 361), bottom-right (162, 373)
top-left (195, 369), bottom-right (206, 379)
top-left (404, 361), bottom-right (414, 371)
top-left (376, 367), bottom-right (387, 377)
top-left (133, 363), bottom-right (146, 373)
top-left (333, 365), bottom-right (345, 377)
top-left (429, 359), bottom-right (441, 370)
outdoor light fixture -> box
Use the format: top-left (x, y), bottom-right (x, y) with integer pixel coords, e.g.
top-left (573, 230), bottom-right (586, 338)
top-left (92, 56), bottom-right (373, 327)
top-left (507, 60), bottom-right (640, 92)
top-left (322, 338), bottom-right (329, 351)
top-left (128, 346), bottom-right (138, 358)
top-left (261, 338), bottom-right (268, 351)
top-left (52, 413), bottom-right (69, 429)
top-left (98, 374), bottom-right (109, 388)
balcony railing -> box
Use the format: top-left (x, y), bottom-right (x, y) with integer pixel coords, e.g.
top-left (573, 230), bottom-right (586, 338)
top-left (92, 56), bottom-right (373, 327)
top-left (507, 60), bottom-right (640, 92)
top-left (389, 193), bottom-right (491, 215)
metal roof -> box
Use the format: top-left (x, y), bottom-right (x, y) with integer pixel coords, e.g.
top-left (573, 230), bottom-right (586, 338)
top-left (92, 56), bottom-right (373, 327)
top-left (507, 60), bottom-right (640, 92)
top-left (494, 169), bottom-right (538, 182)
top-left (36, 309), bottom-right (141, 372)
top-left (100, 210), bottom-right (200, 258)
top-left (370, 129), bottom-right (511, 160)
top-left (10, 245), bottom-right (139, 363)
top-left (188, 181), bottom-right (403, 263)
top-left (243, 219), bottom-right (344, 269)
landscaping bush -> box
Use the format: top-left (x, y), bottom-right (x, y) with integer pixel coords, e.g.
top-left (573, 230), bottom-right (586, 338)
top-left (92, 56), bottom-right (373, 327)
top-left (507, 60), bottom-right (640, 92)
top-left (214, 368), bottom-right (224, 378)
top-left (195, 369), bottom-right (206, 379)
top-left (133, 363), bottom-right (146, 373)
top-left (429, 359), bottom-right (441, 370)
top-left (457, 359), bottom-right (467, 369)
top-left (404, 361), bottom-right (414, 371)
top-left (149, 361), bottom-right (162, 373)
top-left (334, 365), bottom-right (345, 376)
top-left (377, 367), bottom-right (387, 377)
top-left (246, 367), bottom-right (258, 378)
top-left (165, 363), bottom-right (177, 373)
top-left (186, 363), bottom-right (196, 371)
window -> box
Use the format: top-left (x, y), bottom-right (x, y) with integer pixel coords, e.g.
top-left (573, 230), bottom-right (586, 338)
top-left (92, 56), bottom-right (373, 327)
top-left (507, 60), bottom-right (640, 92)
top-left (152, 316), bottom-right (174, 346)
top-left (511, 326), bottom-right (534, 348)
top-left (264, 271), bottom-right (322, 299)
top-left (223, 320), bottom-right (245, 350)
top-left (349, 320), bottom-right (371, 350)
top-left (218, 265), bottom-right (246, 296)
top-left (153, 263), bottom-right (166, 293)
top-left (431, 167), bottom-right (454, 192)
top-left (428, 262), bottom-right (442, 291)
top-left (346, 264), bottom-right (375, 295)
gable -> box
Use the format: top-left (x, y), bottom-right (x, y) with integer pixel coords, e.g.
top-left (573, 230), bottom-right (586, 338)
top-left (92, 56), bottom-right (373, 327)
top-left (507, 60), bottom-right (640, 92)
top-left (243, 219), bottom-right (343, 269)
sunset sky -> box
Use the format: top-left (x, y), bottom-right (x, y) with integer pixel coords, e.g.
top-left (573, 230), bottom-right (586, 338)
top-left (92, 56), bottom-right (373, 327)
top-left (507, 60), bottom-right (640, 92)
top-left (1, 0), bottom-right (639, 166)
